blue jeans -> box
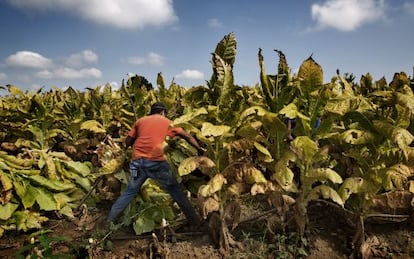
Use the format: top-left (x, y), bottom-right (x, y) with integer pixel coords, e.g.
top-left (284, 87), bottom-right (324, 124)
top-left (107, 158), bottom-right (199, 223)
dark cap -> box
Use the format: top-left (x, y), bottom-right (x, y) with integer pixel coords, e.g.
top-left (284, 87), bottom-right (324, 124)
top-left (150, 102), bottom-right (167, 115)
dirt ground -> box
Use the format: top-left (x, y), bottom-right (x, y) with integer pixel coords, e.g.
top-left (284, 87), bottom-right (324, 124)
top-left (1, 201), bottom-right (414, 258)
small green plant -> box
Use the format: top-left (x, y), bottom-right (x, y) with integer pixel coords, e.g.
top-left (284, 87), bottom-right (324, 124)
top-left (16, 229), bottom-right (72, 259)
top-left (272, 232), bottom-right (308, 259)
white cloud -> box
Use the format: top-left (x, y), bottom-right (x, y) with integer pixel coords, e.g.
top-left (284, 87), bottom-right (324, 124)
top-left (175, 69), bottom-right (204, 80)
top-left (311, 0), bottom-right (386, 31)
top-left (124, 52), bottom-right (165, 66)
top-left (65, 50), bottom-right (98, 67)
top-left (0, 73), bottom-right (7, 80)
top-left (7, 0), bottom-right (178, 29)
top-left (208, 18), bottom-right (223, 28)
top-left (5, 51), bottom-right (52, 68)
top-left (37, 67), bottom-right (102, 79)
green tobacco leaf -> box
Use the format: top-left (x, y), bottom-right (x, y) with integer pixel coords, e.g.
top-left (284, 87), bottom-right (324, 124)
top-left (178, 156), bottom-right (216, 176)
top-left (80, 120), bottom-right (106, 133)
top-left (273, 162), bottom-right (297, 192)
top-left (254, 142), bottom-right (273, 163)
top-left (35, 187), bottom-right (57, 211)
top-left (213, 53), bottom-right (234, 110)
top-left (29, 175), bottom-right (75, 191)
top-left (13, 180), bottom-right (26, 200)
top-left (133, 215), bottom-right (156, 235)
top-left (279, 103), bottom-right (309, 120)
top-left (337, 75), bottom-right (356, 96)
top-left (239, 106), bottom-right (268, 121)
top-left (201, 122), bottom-right (231, 137)
top-left (325, 97), bottom-right (351, 116)
top-left (262, 111), bottom-right (288, 139)
top-left (0, 170), bottom-right (13, 190)
top-left (396, 92), bottom-right (414, 113)
top-left (172, 107), bottom-right (208, 125)
top-left (338, 177), bottom-right (364, 202)
top-left (54, 193), bottom-right (72, 210)
top-left (291, 136), bottom-right (318, 162)
top-left (307, 168), bottom-right (343, 185)
top-left (374, 120), bottom-right (414, 148)
top-left (21, 185), bottom-right (37, 209)
top-left (59, 205), bottom-right (75, 219)
top-left (214, 32), bottom-right (237, 66)
top-left (0, 203), bottom-right (18, 220)
top-left (305, 185), bottom-right (344, 207)
top-left (236, 124), bottom-right (261, 139)
top-left (338, 129), bottom-right (375, 145)
top-left (63, 160), bottom-right (92, 177)
top-left (298, 55), bottom-right (323, 93)
top-left (258, 49), bottom-right (277, 112)
top-left (71, 173), bottom-right (92, 191)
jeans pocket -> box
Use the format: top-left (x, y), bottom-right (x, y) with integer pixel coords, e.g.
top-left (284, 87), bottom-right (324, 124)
top-left (130, 168), bottom-right (138, 179)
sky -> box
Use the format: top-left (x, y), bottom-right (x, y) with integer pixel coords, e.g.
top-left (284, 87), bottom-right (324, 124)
top-left (0, 0), bottom-right (413, 92)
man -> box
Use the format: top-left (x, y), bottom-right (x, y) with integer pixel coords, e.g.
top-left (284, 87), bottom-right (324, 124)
top-left (107, 102), bottom-right (204, 226)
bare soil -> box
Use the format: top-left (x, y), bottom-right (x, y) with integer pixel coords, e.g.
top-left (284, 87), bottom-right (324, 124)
top-left (1, 201), bottom-right (414, 258)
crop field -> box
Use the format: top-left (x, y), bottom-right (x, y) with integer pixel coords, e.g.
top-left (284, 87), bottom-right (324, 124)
top-left (1, 32), bottom-right (414, 258)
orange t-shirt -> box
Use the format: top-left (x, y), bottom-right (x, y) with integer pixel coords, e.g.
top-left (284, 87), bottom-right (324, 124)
top-left (128, 114), bottom-right (183, 161)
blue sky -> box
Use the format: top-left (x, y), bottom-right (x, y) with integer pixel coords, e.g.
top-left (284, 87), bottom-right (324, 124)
top-left (0, 0), bottom-right (413, 92)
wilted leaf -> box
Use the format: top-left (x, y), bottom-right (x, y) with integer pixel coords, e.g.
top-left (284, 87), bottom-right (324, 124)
top-left (383, 163), bottom-right (413, 191)
top-left (198, 174), bottom-right (227, 197)
top-left (371, 190), bottom-right (413, 212)
top-left (250, 183), bottom-right (268, 195)
top-left (198, 196), bottom-right (220, 219)
top-left (178, 156), bottom-right (216, 176)
top-left (14, 210), bottom-right (48, 232)
top-left (242, 164), bottom-right (267, 184)
top-left (224, 200), bottom-right (241, 230)
top-left (227, 182), bottom-right (250, 196)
